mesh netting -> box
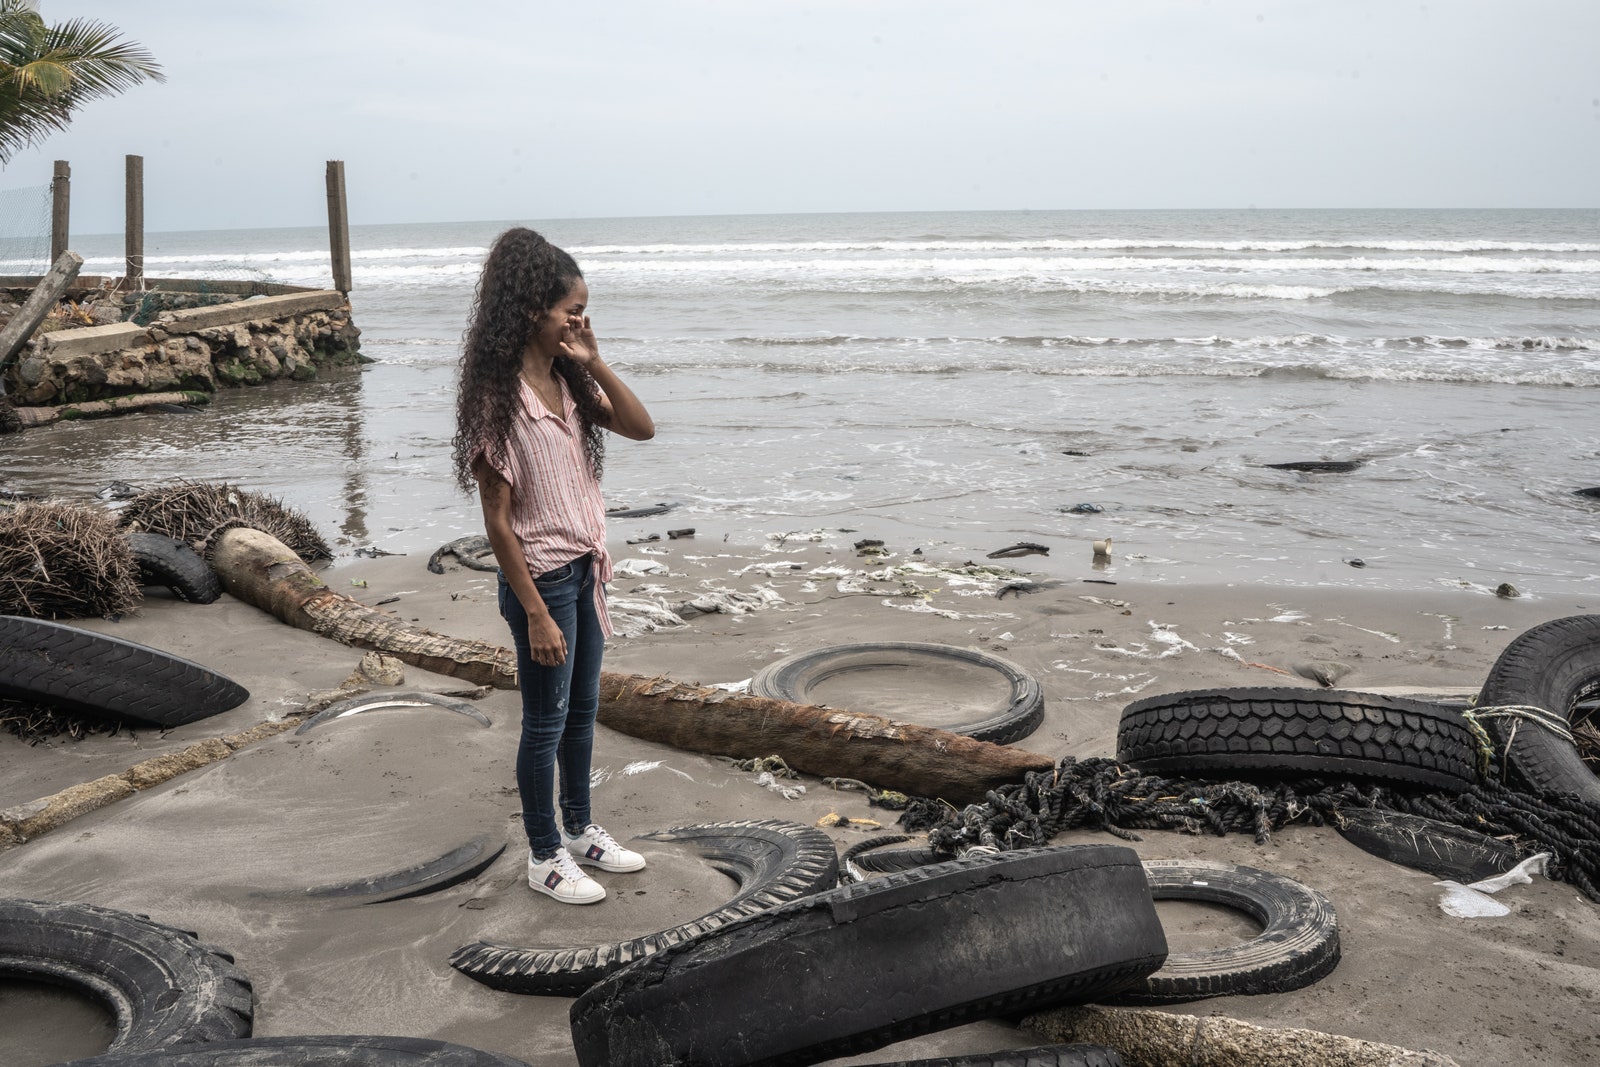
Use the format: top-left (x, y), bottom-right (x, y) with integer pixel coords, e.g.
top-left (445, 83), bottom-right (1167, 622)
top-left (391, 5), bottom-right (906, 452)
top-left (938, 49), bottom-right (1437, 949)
top-left (0, 183), bottom-right (51, 276)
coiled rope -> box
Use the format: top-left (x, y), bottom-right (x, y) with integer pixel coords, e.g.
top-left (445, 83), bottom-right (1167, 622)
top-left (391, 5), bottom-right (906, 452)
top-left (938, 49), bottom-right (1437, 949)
top-left (896, 754), bottom-right (1600, 903)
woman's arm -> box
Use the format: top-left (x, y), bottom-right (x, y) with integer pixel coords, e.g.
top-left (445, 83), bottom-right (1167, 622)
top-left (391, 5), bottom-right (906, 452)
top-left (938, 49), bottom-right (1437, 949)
top-left (560, 315), bottom-right (655, 441)
top-left (474, 457), bottom-right (568, 666)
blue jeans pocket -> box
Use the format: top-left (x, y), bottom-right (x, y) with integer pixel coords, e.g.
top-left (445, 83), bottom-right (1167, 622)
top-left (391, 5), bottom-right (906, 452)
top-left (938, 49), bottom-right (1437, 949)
top-left (535, 560), bottom-right (575, 587)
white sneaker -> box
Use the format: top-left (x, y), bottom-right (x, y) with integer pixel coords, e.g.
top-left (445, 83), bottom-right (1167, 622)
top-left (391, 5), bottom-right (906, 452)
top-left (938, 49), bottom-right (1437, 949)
top-left (528, 848), bottom-right (606, 904)
top-left (562, 823), bottom-right (646, 873)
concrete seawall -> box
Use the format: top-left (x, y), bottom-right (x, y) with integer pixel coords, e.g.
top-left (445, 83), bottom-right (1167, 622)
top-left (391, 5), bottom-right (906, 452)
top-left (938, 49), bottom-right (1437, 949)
top-left (1, 284), bottom-right (367, 406)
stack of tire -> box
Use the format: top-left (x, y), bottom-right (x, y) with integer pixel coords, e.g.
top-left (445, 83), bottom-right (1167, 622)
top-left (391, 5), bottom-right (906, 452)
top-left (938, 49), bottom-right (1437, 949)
top-left (1114, 615), bottom-right (1600, 882)
top-left (1115, 614), bottom-right (1600, 807)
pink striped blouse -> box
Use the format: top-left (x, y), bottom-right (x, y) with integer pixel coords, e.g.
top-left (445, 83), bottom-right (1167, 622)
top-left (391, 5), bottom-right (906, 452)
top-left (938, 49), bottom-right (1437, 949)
top-left (475, 376), bottom-right (613, 637)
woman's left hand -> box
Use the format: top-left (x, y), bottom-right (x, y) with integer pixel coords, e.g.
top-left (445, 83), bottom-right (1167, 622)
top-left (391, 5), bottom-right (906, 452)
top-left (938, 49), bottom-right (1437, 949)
top-left (559, 315), bottom-right (600, 366)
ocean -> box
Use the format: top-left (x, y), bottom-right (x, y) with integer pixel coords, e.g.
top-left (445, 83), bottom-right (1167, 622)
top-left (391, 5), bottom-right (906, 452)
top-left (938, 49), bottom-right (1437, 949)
top-left (3, 208), bottom-right (1598, 598)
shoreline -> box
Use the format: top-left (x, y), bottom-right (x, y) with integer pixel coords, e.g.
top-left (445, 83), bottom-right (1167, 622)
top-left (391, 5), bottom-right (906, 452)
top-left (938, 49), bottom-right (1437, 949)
top-left (2, 534), bottom-right (1597, 1065)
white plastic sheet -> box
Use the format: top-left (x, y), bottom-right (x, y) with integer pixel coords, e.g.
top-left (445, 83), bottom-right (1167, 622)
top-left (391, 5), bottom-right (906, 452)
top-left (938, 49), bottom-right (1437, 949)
top-left (1435, 853), bottom-right (1551, 918)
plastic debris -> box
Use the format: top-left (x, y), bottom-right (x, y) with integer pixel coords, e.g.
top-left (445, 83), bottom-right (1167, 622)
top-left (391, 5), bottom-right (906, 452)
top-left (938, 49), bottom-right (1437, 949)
top-left (1436, 853), bottom-right (1552, 919)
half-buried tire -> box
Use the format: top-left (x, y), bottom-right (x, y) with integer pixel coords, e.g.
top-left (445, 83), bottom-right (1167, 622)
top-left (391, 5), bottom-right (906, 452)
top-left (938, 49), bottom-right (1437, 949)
top-left (451, 819), bottom-right (839, 996)
top-left (1116, 687), bottom-right (1477, 793)
top-left (1335, 808), bottom-right (1525, 883)
top-left (1476, 615), bottom-right (1600, 804)
top-left (569, 844), bottom-right (1166, 1067)
top-left (0, 898), bottom-right (253, 1053)
top-left (53, 1035), bottom-right (529, 1066)
top-left (0, 615), bottom-right (249, 727)
top-left (125, 532), bottom-right (222, 604)
top-left (1110, 860), bottom-right (1339, 1005)
top-left (751, 642), bottom-right (1045, 745)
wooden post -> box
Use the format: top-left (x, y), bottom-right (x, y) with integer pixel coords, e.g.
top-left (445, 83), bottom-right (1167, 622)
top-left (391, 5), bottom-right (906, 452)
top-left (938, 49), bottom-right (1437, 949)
top-left (325, 160), bottom-right (352, 294)
top-left (0, 251), bottom-right (84, 396)
top-left (50, 160), bottom-right (70, 266)
top-left (125, 154), bottom-right (144, 286)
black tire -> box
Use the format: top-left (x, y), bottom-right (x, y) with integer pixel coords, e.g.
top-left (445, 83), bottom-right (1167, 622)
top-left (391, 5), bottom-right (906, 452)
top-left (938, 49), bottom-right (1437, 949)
top-left (296, 834), bottom-right (507, 904)
top-left (0, 615), bottom-right (250, 727)
top-left (294, 691), bottom-right (492, 735)
top-left (53, 1035), bottom-right (530, 1066)
top-left (856, 1045), bottom-right (1124, 1067)
top-left (1109, 860), bottom-right (1339, 1005)
top-left (451, 819), bottom-right (840, 997)
top-left (569, 845), bottom-right (1167, 1067)
top-left (124, 531), bottom-right (223, 604)
top-left (1476, 615), bottom-right (1600, 803)
top-left (1117, 687), bottom-right (1478, 793)
top-left (0, 898), bottom-right (253, 1052)
top-left (840, 834), bottom-right (927, 882)
top-left (751, 642), bottom-right (1045, 745)
top-left (1334, 808), bottom-right (1525, 883)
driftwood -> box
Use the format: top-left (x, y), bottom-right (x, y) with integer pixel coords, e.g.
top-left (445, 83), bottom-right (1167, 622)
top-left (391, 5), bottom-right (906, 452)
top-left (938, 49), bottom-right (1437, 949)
top-left (0, 251), bottom-right (84, 390)
top-left (210, 527), bottom-right (517, 688)
top-left (596, 674), bottom-right (1054, 805)
top-left (14, 391), bottom-right (209, 428)
top-left (210, 527), bottom-right (1055, 803)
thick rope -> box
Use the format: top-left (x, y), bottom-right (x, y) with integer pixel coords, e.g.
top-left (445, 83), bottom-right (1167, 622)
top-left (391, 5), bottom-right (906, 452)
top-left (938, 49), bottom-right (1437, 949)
top-left (1460, 703), bottom-right (1578, 779)
top-left (897, 755), bottom-right (1600, 904)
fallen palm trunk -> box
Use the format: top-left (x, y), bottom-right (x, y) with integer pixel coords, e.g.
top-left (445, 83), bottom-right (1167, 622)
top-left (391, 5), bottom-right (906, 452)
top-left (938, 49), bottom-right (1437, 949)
top-left (211, 527), bottom-right (1054, 804)
top-left (13, 391), bottom-right (210, 428)
top-left (596, 675), bottom-right (1055, 805)
top-left (210, 527), bottom-right (517, 688)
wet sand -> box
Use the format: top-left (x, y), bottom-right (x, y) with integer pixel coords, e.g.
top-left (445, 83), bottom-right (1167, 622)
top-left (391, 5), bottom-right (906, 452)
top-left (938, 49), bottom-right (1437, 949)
top-left (2, 531), bottom-right (1597, 1066)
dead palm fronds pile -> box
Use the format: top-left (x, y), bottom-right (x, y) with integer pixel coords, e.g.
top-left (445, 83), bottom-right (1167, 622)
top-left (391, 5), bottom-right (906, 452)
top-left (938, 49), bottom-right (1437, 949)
top-left (0, 500), bottom-right (140, 619)
top-left (0, 697), bottom-right (128, 743)
top-left (118, 480), bottom-right (332, 563)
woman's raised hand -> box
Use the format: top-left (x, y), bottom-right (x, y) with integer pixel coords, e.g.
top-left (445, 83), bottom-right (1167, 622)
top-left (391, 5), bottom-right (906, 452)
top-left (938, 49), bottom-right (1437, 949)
top-left (558, 315), bottom-right (600, 365)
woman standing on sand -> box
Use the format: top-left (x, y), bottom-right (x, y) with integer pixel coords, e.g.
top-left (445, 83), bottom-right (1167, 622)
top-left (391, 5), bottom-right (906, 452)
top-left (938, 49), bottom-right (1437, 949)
top-left (451, 227), bottom-right (655, 905)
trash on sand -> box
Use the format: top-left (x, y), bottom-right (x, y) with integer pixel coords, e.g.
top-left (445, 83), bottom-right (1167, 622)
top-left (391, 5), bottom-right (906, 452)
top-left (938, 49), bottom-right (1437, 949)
top-left (620, 759), bottom-right (695, 781)
top-left (614, 558), bottom-right (669, 577)
top-left (986, 542), bottom-right (1049, 559)
top-left (1436, 853), bottom-right (1552, 918)
top-left (816, 812), bottom-right (882, 830)
top-left (755, 771), bottom-right (806, 800)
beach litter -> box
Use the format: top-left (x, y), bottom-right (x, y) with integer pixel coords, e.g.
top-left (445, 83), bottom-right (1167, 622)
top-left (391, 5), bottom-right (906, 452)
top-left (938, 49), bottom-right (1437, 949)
top-left (1435, 853), bottom-right (1553, 918)
top-left (424, 534), bottom-right (499, 573)
top-left (613, 557), bottom-right (669, 577)
top-left (986, 541), bottom-right (1049, 559)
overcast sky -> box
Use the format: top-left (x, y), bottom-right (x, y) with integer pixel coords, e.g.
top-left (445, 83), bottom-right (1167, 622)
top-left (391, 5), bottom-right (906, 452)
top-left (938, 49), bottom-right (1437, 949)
top-left (5, 1), bottom-right (1597, 235)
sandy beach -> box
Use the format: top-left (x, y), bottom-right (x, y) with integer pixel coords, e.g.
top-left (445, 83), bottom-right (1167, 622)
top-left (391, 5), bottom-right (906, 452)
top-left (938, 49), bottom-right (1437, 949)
top-left (2, 528), bottom-right (1597, 1066)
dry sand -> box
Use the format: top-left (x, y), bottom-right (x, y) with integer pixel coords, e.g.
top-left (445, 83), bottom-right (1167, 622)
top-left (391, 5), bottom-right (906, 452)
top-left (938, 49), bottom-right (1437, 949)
top-left (2, 529), bottom-right (1597, 1066)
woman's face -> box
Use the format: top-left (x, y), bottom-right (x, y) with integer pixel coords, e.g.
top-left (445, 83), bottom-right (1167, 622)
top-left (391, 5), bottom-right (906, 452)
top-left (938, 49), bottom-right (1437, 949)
top-left (532, 276), bottom-right (589, 357)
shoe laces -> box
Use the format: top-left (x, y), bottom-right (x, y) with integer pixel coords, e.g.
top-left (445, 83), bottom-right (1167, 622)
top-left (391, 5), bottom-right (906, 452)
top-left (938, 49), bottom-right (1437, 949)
top-left (549, 848), bottom-right (588, 883)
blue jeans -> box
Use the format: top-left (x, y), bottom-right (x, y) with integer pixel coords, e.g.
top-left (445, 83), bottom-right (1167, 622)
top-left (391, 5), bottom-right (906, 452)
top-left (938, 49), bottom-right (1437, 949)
top-left (498, 555), bottom-right (604, 859)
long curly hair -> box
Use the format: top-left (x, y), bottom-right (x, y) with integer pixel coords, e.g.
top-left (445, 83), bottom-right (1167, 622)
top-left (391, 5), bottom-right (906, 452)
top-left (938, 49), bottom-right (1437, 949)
top-left (451, 227), bottom-right (607, 493)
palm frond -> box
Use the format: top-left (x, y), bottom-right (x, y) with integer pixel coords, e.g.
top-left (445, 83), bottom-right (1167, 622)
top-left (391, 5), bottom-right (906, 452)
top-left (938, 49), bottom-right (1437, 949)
top-left (0, 4), bottom-right (162, 164)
